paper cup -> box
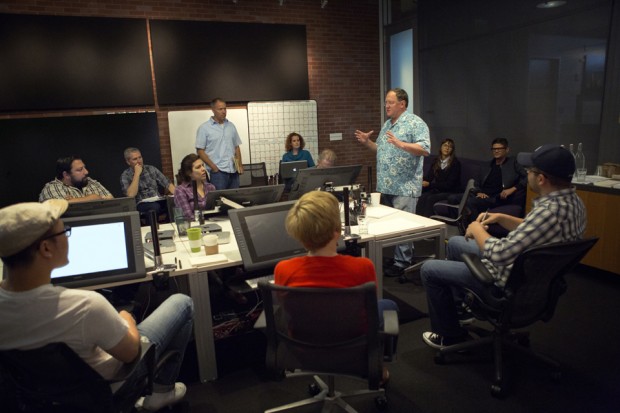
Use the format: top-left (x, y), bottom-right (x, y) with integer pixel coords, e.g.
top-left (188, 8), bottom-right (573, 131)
top-left (187, 227), bottom-right (202, 253)
top-left (203, 234), bottom-right (219, 255)
top-left (370, 192), bottom-right (381, 207)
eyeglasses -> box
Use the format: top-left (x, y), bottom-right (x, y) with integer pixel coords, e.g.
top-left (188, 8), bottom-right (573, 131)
top-left (491, 147), bottom-right (507, 151)
top-left (41, 225), bottom-right (71, 241)
top-left (526, 168), bottom-right (544, 176)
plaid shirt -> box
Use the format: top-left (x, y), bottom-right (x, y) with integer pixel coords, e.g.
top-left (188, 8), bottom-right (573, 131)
top-left (482, 187), bottom-right (586, 287)
top-left (120, 164), bottom-right (170, 203)
top-left (39, 178), bottom-right (112, 202)
top-left (173, 181), bottom-right (217, 221)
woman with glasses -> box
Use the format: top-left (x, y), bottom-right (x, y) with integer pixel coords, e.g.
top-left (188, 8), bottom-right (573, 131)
top-left (417, 138), bottom-right (462, 217)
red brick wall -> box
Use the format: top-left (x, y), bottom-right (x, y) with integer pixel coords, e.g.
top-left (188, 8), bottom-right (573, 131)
top-left (0, 0), bottom-right (382, 188)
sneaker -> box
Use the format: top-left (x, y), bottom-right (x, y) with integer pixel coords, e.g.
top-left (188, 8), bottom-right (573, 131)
top-left (383, 264), bottom-right (405, 278)
top-left (422, 332), bottom-right (468, 350)
top-left (139, 382), bottom-right (187, 411)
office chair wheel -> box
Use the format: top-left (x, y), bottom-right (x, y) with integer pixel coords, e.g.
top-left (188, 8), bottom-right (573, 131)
top-left (308, 382), bottom-right (321, 396)
top-left (375, 395), bottom-right (388, 410)
top-left (433, 353), bottom-right (446, 365)
top-left (490, 382), bottom-right (507, 399)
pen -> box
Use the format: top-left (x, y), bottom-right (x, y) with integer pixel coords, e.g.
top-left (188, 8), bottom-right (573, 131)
top-left (482, 209), bottom-right (489, 222)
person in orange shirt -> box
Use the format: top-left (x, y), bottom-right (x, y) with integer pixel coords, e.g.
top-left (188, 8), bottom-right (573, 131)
top-left (274, 191), bottom-right (398, 327)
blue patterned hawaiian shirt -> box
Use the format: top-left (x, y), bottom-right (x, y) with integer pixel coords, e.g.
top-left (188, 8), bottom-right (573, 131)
top-left (376, 112), bottom-right (430, 197)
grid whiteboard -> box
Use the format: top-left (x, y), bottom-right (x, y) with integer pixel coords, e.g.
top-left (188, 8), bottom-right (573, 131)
top-left (168, 100), bottom-right (317, 181)
top-left (248, 100), bottom-right (318, 176)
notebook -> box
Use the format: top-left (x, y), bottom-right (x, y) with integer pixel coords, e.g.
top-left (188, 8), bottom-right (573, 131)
top-left (279, 160), bottom-right (308, 180)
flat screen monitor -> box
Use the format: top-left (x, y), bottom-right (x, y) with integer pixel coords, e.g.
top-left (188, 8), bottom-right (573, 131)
top-left (50, 211), bottom-right (146, 288)
top-left (204, 184), bottom-right (284, 210)
top-left (288, 165), bottom-right (362, 200)
top-left (63, 197), bottom-right (136, 218)
top-left (228, 201), bottom-right (306, 273)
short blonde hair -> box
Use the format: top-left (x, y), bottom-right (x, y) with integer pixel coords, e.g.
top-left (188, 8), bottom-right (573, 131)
top-left (317, 149), bottom-right (337, 167)
top-left (285, 191), bottom-right (341, 251)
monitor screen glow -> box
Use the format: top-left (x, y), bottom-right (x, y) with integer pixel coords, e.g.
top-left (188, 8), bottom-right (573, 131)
top-left (51, 211), bottom-right (146, 288)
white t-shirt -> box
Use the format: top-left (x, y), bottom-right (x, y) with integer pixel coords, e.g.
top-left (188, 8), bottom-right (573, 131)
top-left (0, 284), bottom-right (128, 379)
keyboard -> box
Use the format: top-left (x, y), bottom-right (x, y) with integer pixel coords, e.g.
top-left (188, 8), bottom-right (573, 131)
top-left (245, 274), bottom-right (274, 289)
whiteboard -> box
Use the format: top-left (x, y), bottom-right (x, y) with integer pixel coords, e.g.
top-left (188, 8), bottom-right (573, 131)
top-left (168, 101), bottom-right (318, 181)
top-left (168, 109), bottom-right (250, 183)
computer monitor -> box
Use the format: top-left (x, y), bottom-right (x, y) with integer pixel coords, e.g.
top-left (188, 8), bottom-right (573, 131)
top-left (204, 184), bottom-right (284, 210)
top-left (288, 165), bottom-right (362, 200)
top-left (63, 197), bottom-right (136, 218)
top-left (228, 201), bottom-right (305, 273)
top-left (50, 211), bottom-right (146, 288)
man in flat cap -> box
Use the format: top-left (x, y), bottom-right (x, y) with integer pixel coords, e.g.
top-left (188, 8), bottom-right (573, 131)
top-left (0, 200), bottom-right (193, 411)
top-left (419, 144), bottom-right (587, 349)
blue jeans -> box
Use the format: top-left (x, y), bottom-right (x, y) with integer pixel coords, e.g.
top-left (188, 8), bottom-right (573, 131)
top-left (381, 194), bottom-right (418, 268)
top-left (210, 171), bottom-right (239, 190)
top-left (420, 236), bottom-right (487, 338)
top-left (137, 294), bottom-right (194, 391)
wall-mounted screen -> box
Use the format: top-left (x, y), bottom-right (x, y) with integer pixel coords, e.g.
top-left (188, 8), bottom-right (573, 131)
top-left (150, 20), bottom-right (309, 104)
top-left (0, 112), bottom-right (160, 208)
top-left (0, 14), bottom-right (153, 112)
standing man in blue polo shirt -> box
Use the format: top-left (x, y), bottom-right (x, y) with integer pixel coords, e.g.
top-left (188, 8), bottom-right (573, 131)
top-left (195, 98), bottom-right (244, 189)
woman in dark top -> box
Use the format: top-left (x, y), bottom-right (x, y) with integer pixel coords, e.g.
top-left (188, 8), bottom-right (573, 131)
top-left (417, 138), bottom-right (461, 217)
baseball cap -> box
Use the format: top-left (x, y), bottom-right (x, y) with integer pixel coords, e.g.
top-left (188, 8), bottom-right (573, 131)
top-left (0, 199), bottom-right (68, 258)
top-left (517, 144), bottom-right (575, 181)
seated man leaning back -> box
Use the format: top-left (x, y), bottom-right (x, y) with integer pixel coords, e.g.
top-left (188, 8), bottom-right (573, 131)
top-left (420, 144), bottom-right (586, 348)
top-left (0, 199), bottom-right (194, 411)
top-left (274, 190), bottom-right (398, 328)
top-left (39, 155), bottom-right (113, 203)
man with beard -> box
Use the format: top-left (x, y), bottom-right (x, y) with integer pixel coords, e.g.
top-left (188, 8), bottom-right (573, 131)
top-left (39, 156), bottom-right (113, 203)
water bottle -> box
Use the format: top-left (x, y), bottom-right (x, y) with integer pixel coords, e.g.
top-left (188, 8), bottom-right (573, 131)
top-left (574, 142), bottom-right (586, 182)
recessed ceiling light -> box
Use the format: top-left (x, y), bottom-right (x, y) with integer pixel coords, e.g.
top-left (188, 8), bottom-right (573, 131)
top-left (537, 1), bottom-right (567, 9)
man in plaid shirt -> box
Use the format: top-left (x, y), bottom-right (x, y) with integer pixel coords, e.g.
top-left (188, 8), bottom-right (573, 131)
top-left (420, 144), bottom-right (586, 349)
top-left (39, 156), bottom-right (113, 203)
top-left (120, 147), bottom-right (175, 221)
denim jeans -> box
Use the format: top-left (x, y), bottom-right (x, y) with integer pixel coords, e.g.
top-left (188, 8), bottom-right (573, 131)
top-left (137, 294), bottom-right (194, 391)
top-left (209, 171), bottom-right (239, 190)
top-left (420, 236), bottom-right (487, 338)
top-left (381, 194), bottom-right (418, 268)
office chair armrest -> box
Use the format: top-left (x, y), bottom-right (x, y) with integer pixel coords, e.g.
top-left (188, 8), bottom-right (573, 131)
top-left (109, 341), bottom-right (153, 383)
top-left (254, 311), bottom-right (266, 330)
top-left (382, 310), bottom-right (399, 362)
top-left (461, 253), bottom-right (495, 285)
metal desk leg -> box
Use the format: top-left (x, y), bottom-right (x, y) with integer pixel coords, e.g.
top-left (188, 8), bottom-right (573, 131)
top-left (187, 270), bottom-right (218, 382)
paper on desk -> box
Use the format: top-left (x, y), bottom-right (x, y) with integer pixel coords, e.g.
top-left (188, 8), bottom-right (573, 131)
top-left (189, 253), bottom-right (228, 267)
top-left (365, 205), bottom-right (399, 219)
top-left (368, 217), bottom-right (424, 235)
top-left (138, 196), bottom-right (165, 204)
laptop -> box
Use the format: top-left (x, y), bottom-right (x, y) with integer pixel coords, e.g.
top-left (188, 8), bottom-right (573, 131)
top-left (279, 160), bottom-right (308, 180)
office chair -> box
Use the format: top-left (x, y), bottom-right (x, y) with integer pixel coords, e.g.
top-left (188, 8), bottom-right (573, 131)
top-left (430, 178), bottom-right (475, 236)
top-left (256, 281), bottom-right (399, 413)
top-left (240, 162), bottom-right (268, 187)
top-left (0, 341), bottom-right (156, 413)
top-left (433, 238), bottom-right (598, 398)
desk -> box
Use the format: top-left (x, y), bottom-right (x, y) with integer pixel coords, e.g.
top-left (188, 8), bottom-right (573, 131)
top-left (2, 206), bottom-right (444, 383)
top-left (361, 205), bottom-right (447, 294)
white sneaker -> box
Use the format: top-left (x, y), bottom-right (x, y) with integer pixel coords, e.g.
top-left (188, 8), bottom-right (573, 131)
top-left (141, 382), bottom-right (187, 411)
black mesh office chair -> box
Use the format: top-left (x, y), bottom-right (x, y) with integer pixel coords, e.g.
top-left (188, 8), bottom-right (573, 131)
top-left (240, 162), bottom-right (268, 187)
top-left (430, 178), bottom-right (475, 236)
top-left (256, 281), bottom-right (399, 412)
top-left (0, 341), bottom-right (156, 413)
top-left (434, 238), bottom-right (598, 398)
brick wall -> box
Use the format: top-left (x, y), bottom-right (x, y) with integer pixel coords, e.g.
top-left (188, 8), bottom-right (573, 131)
top-left (0, 0), bottom-right (382, 188)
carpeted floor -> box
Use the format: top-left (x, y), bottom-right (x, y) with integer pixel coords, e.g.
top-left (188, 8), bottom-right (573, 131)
top-left (383, 289), bottom-right (427, 324)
